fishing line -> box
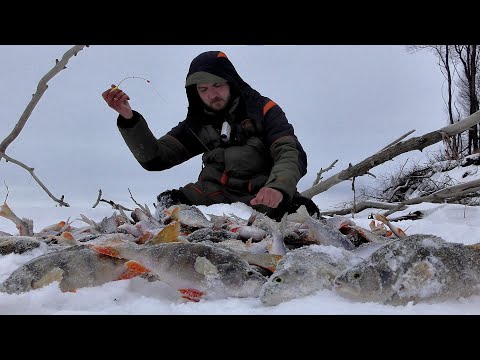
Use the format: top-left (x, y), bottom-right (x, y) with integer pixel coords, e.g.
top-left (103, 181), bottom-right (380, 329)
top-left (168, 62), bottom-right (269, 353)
top-left (111, 76), bottom-right (167, 103)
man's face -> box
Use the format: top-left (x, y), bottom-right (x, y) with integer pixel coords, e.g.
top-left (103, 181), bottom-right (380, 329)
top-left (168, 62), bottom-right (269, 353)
top-left (196, 82), bottom-right (231, 111)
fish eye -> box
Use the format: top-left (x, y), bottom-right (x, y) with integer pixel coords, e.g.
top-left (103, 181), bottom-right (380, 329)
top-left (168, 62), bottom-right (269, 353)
top-left (274, 277), bottom-right (283, 283)
top-left (353, 273), bottom-right (361, 279)
top-left (246, 270), bottom-right (255, 277)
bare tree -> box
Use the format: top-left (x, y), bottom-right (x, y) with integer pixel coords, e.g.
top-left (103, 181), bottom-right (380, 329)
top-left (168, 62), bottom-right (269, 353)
top-left (0, 45), bottom-right (88, 207)
top-left (453, 45), bottom-right (480, 153)
top-left (408, 45), bottom-right (463, 159)
top-left (410, 45), bottom-right (480, 157)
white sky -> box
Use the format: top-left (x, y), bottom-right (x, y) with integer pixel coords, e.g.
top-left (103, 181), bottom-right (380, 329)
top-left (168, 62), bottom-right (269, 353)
top-left (0, 45), bottom-right (447, 210)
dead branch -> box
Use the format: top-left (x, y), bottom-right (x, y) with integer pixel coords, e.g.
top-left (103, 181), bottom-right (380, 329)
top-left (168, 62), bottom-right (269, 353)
top-left (92, 189), bottom-right (102, 208)
top-left (382, 178), bottom-right (480, 216)
top-left (128, 188), bottom-right (153, 218)
top-left (0, 152), bottom-right (70, 207)
top-left (312, 160), bottom-right (338, 186)
top-left (3, 181), bottom-right (9, 203)
top-left (0, 45), bottom-right (88, 207)
top-left (320, 201), bottom-right (407, 217)
top-left (301, 110), bottom-right (480, 199)
top-left (98, 199), bottom-right (132, 212)
top-left (0, 45), bottom-right (88, 154)
top-left (0, 202), bottom-right (34, 236)
top-left (379, 129), bottom-right (416, 152)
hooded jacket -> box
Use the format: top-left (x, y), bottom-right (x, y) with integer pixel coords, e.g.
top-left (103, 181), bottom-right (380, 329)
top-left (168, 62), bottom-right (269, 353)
top-left (117, 51), bottom-right (308, 204)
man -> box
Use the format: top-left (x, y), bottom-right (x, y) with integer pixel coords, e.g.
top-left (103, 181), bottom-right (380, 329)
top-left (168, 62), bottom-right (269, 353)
top-left (102, 50), bottom-right (319, 221)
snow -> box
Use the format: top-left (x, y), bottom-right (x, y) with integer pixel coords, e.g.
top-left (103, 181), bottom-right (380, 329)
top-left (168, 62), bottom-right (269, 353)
top-left (2, 178), bottom-right (480, 314)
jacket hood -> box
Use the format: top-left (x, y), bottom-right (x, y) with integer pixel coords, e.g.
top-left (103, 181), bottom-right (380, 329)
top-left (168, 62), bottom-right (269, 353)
top-left (185, 51), bottom-right (260, 116)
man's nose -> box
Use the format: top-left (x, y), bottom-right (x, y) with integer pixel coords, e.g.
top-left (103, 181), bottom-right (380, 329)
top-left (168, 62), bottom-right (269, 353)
top-left (207, 88), bottom-right (219, 98)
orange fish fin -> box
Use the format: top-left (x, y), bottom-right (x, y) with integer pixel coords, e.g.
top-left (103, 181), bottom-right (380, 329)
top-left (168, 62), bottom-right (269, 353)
top-left (125, 260), bottom-right (150, 273)
top-left (178, 288), bottom-right (204, 302)
top-left (62, 231), bottom-right (75, 240)
top-left (151, 221), bottom-right (180, 243)
top-left (89, 245), bottom-right (121, 258)
top-left (116, 266), bottom-right (146, 280)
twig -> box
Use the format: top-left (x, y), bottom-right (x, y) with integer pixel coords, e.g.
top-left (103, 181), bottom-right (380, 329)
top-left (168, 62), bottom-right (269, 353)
top-left (382, 178), bottom-right (480, 216)
top-left (1, 152), bottom-right (70, 207)
top-left (379, 129), bottom-right (416, 152)
top-left (0, 45), bottom-right (88, 154)
top-left (0, 45), bottom-right (88, 207)
top-left (99, 199), bottom-right (132, 211)
top-left (92, 189), bottom-right (102, 208)
top-left (128, 188), bottom-right (152, 217)
top-left (3, 181), bottom-right (9, 203)
top-left (312, 160), bottom-right (338, 186)
top-left (320, 201), bottom-right (407, 217)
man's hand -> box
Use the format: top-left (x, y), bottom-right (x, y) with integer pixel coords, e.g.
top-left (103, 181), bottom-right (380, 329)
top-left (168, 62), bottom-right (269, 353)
top-left (250, 187), bottom-right (283, 208)
top-left (101, 84), bottom-right (133, 119)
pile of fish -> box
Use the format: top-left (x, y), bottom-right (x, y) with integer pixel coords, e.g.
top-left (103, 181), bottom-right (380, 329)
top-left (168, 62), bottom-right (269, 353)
top-left (2, 201), bottom-right (480, 306)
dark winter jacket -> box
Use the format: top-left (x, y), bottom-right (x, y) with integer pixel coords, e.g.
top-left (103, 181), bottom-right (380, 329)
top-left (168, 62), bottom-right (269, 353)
top-left (117, 51), bottom-right (308, 207)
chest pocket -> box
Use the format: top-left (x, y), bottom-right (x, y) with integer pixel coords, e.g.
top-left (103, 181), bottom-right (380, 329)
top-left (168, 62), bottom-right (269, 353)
top-left (197, 125), bottom-right (221, 150)
top-left (224, 136), bottom-right (272, 178)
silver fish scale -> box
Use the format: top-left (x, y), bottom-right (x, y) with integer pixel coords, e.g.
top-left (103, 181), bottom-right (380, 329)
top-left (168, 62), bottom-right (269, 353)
top-left (1, 245), bottom-right (128, 294)
top-left (111, 242), bottom-right (266, 299)
top-left (335, 234), bottom-right (480, 304)
top-left (260, 245), bottom-right (362, 306)
top-left (0, 236), bottom-right (43, 255)
top-left (305, 217), bottom-right (355, 250)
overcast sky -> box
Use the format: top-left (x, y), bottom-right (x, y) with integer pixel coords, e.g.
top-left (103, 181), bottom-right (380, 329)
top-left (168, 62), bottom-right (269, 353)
top-left (0, 45), bottom-right (446, 209)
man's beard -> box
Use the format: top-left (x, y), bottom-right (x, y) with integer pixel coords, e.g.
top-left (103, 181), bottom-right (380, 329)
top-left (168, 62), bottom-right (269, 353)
top-left (207, 95), bottom-right (230, 112)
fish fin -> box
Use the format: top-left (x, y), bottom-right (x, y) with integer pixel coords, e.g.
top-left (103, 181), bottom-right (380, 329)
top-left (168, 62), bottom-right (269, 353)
top-left (88, 245), bottom-right (121, 258)
top-left (125, 260), bottom-right (150, 273)
top-left (151, 221), bottom-right (180, 244)
top-left (135, 231), bottom-right (153, 244)
top-left (179, 288), bottom-right (204, 302)
top-left (60, 231), bottom-right (77, 245)
top-left (32, 267), bottom-right (65, 290)
top-left (194, 256), bottom-right (219, 277)
top-left (261, 254), bottom-right (283, 272)
top-left (116, 261), bottom-right (150, 280)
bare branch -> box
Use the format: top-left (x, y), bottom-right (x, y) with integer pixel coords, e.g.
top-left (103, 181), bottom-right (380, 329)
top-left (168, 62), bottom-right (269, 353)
top-left (0, 45), bottom-right (87, 207)
top-left (382, 178), bottom-right (480, 216)
top-left (128, 188), bottom-right (152, 217)
top-left (99, 199), bottom-right (132, 212)
top-left (1, 152), bottom-right (70, 207)
top-left (92, 189), bottom-right (102, 208)
top-left (301, 110), bottom-right (480, 199)
top-left (312, 160), bottom-right (338, 186)
top-left (379, 129), bottom-right (416, 152)
top-left (320, 201), bottom-right (407, 217)
top-left (3, 181), bottom-right (9, 203)
top-left (0, 45), bottom-right (87, 154)
top-left (0, 202), bottom-right (34, 236)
